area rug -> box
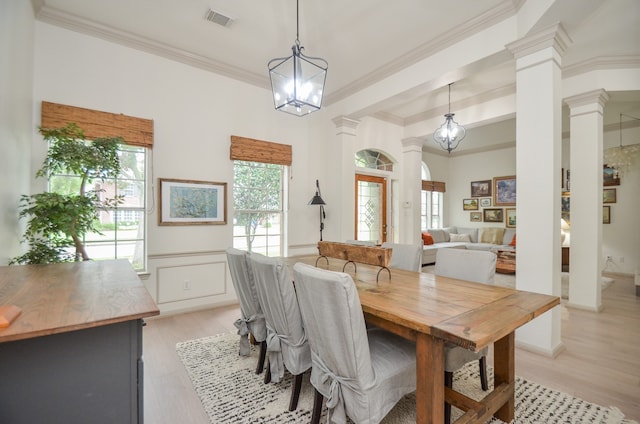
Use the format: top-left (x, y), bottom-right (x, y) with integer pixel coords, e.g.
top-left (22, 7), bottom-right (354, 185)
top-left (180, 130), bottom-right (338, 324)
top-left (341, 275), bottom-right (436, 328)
top-left (176, 332), bottom-right (637, 424)
top-left (421, 266), bottom-right (613, 300)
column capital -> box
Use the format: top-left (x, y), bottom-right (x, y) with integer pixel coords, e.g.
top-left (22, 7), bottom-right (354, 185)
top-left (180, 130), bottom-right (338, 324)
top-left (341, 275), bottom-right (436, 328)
top-left (506, 22), bottom-right (572, 59)
top-left (332, 115), bottom-right (360, 136)
top-left (401, 137), bottom-right (424, 152)
top-left (564, 89), bottom-right (610, 110)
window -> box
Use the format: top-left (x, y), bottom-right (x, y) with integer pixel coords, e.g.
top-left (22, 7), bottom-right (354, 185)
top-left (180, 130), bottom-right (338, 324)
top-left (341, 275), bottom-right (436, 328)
top-left (421, 163), bottom-right (444, 229)
top-left (355, 149), bottom-right (394, 171)
top-left (49, 144), bottom-right (147, 271)
top-left (232, 160), bottom-right (285, 256)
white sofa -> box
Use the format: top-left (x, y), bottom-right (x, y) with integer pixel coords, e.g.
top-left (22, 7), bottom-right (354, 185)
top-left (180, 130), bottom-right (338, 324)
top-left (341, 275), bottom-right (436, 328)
top-left (422, 226), bottom-right (516, 265)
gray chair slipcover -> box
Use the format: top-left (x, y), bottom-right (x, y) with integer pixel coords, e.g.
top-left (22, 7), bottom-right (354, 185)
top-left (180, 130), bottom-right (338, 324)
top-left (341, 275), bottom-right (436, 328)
top-left (250, 253), bottom-right (312, 411)
top-left (226, 248), bottom-right (266, 358)
top-left (293, 262), bottom-right (416, 424)
top-left (434, 247), bottom-right (496, 422)
top-left (381, 242), bottom-right (422, 272)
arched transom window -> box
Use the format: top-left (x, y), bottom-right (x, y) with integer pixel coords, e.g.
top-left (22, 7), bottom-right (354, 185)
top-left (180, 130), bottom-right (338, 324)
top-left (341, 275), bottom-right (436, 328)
top-left (354, 149), bottom-right (394, 171)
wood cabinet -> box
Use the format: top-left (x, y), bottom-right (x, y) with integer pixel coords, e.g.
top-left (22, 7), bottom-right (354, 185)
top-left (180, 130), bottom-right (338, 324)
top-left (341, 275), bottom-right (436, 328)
top-left (0, 260), bottom-right (159, 424)
top-left (562, 246), bottom-right (570, 272)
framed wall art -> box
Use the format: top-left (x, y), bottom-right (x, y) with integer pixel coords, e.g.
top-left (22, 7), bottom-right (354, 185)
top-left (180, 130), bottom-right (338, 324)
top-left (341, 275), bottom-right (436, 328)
top-left (463, 198), bottom-right (479, 211)
top-left (483, 208), bottom-right (504, 223)
top-left (603, 188), bottom-right (617, 204)
top-left (603, 165), bottom-right (620, 186)
top-left (603, 206), bottom-right (611, 224)
top-left (470, 180), bottom-right (492, 197)
top-left (493, 175), bottom-right (516, 206)
top-left (480, 198), bottom-right (492, 208)
top-left (505, 208), bottom-right (516, 228)
top-left (470, 211), bottom-right (482, 222)
top-left (159, 178), bottom-right (227, 225)
top-left (561, 192), bottom-right (570, 223)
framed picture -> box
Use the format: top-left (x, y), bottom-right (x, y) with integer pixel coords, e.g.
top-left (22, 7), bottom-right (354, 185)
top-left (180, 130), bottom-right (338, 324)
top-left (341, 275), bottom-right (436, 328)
top-left (159, 178), bottom-right (227, 225)
top-left (603, 205), bottom-right (611, 224)
top-left (561, 192), bottom-right (570, 223)
top-left (493, 175), bottom-right (516, 206)
top-left (480, 198), bottom-right (492, 208)
top-left (470, 180), bottom-right (492, 197)
top-left (483, 208), bottom-right (503, 223)
top-left (603, 165), bottom-right (620, 186)
top-left (463, 198), bottom-right (479, 211)
top-left (505, 208), bottom-right (516, 228)
top-left (470, 211), bottom-right (482, 222)
top-left (603, 188), bottom-right (616, 204)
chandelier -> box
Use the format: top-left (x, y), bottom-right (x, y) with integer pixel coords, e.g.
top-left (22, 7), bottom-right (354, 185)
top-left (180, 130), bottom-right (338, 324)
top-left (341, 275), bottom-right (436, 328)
top-left (268, 0), bottom-right (327, 117)
top-left (433, 83), bottom-right (466, 153)
top-left (604, 113), bottom-right (640, 176)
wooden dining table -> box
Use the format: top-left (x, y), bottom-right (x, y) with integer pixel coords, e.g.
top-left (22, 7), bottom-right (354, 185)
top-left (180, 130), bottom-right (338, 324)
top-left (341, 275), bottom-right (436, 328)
top-left (287, 255), bottom-right (560, 424)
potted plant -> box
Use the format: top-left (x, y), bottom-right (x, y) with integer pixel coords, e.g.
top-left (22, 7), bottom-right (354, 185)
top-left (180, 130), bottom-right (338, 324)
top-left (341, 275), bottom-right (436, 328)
top-left (11, 123), bottom-right (123, 264)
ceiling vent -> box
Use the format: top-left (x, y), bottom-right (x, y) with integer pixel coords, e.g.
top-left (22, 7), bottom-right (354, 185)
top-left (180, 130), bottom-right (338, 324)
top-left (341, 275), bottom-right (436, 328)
top-left (204, 8), bottom-right (233, 27)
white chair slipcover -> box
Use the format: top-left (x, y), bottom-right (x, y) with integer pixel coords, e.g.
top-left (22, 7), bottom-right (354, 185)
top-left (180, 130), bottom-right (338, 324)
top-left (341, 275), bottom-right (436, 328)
top-left (381, 242), bottom-right (423, 272)
top-left (250, 253), bottom-right (312, 411)
top-left (345, 239), bottom-right (376, 246)
top-left (293, 262), bottom-right (416, 424)
top-left (226, 248), bottom-right (266, 360)
top-left (434, 247), bottom-right (496, 422)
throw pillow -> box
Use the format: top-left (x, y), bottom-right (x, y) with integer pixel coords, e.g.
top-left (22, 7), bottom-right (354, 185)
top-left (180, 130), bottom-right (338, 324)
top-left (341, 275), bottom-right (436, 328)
top-left (449, 233), bottom-right (471, 243)
top-left (510, 234), bottom-right (516, 246)
top-left (422, 232), bottom-right (434, 245)
top-left (480, 227), bottom-right (505, 244)
top-left (428, 229), bottom-right (447, 243)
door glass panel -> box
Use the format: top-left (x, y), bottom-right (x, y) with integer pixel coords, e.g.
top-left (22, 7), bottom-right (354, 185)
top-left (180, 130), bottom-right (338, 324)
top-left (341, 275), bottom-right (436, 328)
top-left (356, 175), bottom-right (386, 243)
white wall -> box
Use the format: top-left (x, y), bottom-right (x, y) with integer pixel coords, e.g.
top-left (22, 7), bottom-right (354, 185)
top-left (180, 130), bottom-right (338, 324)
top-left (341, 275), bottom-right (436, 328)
top-left (0, 0), bottom-right (35, 265)
top-left (33, 22), bottom-right (328, 312)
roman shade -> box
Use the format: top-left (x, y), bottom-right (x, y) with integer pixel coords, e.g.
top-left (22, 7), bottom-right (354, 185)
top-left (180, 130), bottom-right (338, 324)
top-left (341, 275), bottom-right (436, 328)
top-left (41, 101), bottom-right (154, 148)
top-left (230, 135), bottom-right (292, 166)
top-left (422, 180), bottom-right (446, 192)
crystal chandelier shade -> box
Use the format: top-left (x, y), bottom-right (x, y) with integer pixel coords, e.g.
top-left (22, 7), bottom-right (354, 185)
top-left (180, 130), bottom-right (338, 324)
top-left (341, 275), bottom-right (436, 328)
top-left (433, 83), bottom-right (466, 153)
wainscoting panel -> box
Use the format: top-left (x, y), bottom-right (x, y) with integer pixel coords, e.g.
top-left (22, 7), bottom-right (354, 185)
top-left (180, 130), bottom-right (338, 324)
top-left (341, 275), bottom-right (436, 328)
top-left (157, 261), bottom-right (225, 304)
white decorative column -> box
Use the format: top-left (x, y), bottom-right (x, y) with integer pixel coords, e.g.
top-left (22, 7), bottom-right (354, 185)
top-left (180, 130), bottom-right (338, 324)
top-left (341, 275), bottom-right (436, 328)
top-left (401, 137), bottom-right (424, 245)
top-left (506, 23), bottom-right (570, 357)
top-left (332, 116), bottom-right (361, 241)
top-left (565, 89), bottom-right (609, 311)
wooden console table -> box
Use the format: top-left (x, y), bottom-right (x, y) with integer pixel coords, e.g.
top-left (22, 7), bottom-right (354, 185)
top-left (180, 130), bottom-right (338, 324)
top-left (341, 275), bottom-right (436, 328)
top-left (0, 259), bottom-right (159, 424)
top-left (562, 246), bottom-right (569, 272)
top-left (496, 249), bottom-right (516, 274)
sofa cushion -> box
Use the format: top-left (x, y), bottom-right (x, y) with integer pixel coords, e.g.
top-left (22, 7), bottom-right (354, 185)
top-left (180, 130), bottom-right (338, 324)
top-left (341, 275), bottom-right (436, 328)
top-left (421, 232), bottom-right (434, 245)
top-left (428, 229), bottom-right (448, 243)
top-left (509, 234), bottom-right (516, 247)
top-left (449, 233), bottom-right (471, 242)
top-left (480, 227), bottom-right (505, 244)
top-left (456, 227), bottom-right (479, 243)
top-left (502, 228), bottom-right (516, 245)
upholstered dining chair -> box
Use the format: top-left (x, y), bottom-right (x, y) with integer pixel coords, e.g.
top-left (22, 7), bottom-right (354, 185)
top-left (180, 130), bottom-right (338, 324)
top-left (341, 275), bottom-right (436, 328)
top-left (381, 242), bottom-right (423, 271)
top-left (249, 253), bottom-right (312, 411)
top-left (292, 262), bottom-right (416, 424)
top-left (434, 247), bottom-right (496, 423)
top-left (225, 248), bottom-right (267, 374)
top-left (345, 239), bottom-right (376, 246)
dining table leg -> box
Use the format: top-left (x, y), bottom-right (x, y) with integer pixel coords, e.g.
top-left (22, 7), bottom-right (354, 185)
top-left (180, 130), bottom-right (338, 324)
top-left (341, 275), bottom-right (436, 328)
top-left (416, 333), bottom-right (444, 424)
top-left (493, 332), bottom-right (515, 422)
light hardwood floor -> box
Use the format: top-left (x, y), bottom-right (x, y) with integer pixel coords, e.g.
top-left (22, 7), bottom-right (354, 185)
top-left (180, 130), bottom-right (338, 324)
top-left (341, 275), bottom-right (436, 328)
top-left (142, 275), bottom-right (640, 423)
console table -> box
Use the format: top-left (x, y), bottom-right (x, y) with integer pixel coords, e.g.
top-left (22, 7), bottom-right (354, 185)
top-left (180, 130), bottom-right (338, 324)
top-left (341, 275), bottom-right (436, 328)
top-left (0, 259), bottom-right (159, 424)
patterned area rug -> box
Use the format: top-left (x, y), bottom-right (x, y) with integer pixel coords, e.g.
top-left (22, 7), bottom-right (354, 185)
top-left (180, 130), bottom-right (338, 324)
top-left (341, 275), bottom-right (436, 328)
top-left (176, 332), bottom-right (637, 424)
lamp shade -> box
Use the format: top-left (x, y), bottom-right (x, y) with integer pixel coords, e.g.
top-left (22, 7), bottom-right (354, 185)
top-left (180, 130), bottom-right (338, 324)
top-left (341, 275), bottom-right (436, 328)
top-left (308, 193), bottom-right (326, 205)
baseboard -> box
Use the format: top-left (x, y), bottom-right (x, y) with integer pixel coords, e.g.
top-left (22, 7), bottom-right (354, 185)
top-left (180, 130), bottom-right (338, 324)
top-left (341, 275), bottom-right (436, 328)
top-left (566, 301), bottom-right (603, 312)
top-left (516, 339), bottom-right (565, 358)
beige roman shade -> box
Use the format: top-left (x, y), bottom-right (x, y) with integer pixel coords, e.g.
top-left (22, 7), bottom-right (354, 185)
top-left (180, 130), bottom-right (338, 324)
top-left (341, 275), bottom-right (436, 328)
top-left (230, 135), bottom-right (292, 166)
top-left (41, 101), bottom-right (154, 148)
top-left (422, 180), bottom-right (446, 192)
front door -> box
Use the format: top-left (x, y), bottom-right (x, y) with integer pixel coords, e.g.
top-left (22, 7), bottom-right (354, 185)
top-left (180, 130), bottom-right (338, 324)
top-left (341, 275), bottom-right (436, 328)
top-left (355, 174), bottom-right (387, 243)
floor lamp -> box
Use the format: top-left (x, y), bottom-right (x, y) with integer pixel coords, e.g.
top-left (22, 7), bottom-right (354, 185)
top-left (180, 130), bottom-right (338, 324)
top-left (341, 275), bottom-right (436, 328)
top-left (308, 180), bottom-right (326, 241)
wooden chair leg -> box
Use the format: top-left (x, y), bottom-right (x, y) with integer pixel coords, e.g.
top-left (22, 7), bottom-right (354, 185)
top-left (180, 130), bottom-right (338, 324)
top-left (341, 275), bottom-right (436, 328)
top-left (444, 371), bottom-right (453, 424)
top-left (288, 373), bottom-right (304, 411)
top-left (263, 358), bottom-right (272, 384)
top-left (311, 388), bottom-right (323, 424)
top-left (479, 356), bottom-right (488, 391)
top-left (255, 340), bottom-right (267, 374)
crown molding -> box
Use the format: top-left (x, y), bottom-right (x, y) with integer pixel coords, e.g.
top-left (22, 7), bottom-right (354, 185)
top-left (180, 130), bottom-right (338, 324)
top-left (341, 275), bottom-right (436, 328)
top-left (506, 22), bottom-right (572, 59)
top-left (323, 0), bottom-right (518, 106)
top-left (36, 5), bottom-right (270, 89)
top-left (563, 55), bottom-right (640, 78)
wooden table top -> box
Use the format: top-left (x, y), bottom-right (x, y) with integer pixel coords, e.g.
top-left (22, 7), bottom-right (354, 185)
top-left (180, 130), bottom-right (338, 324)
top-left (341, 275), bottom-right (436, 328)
top-left (290, 256), bottom-right (559, 352)
top-left (0, 259), bottom-right (159, 343)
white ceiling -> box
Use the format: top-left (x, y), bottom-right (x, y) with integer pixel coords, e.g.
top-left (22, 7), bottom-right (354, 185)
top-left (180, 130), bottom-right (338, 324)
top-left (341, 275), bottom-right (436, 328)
top-left (33, 0), bottom-right (640, 151)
